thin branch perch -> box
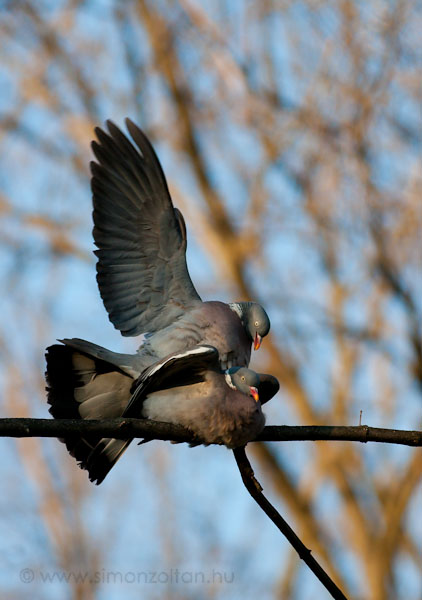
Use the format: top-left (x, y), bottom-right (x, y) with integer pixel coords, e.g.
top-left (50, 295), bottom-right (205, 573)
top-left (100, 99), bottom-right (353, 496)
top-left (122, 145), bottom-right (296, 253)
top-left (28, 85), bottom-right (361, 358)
top-left (0, 418), bottom-right (420, 446)
top-left (233, 446), bottom-right (348, 600)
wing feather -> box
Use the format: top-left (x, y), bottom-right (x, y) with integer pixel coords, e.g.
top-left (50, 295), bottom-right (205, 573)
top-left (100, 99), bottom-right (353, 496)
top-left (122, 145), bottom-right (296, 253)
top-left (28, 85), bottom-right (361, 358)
top-left (124, 345), bottom-right (220, 417)
top-left (257, 373), bottom-right (280, 405)
top-left (91, 119), bottom-right (201, 337)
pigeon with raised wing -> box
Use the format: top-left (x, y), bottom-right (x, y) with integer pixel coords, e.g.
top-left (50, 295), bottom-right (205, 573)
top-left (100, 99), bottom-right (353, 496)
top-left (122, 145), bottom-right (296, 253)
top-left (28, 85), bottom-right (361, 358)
top-left (45, 343), bottom-right (279, 484)
top-left (63, 118), bottom-right (270, 378)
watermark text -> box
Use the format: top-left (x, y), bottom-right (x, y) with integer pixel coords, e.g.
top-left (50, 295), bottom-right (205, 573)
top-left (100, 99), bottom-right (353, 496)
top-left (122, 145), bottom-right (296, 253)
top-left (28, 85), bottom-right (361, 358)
top-left (20, 568), bottom-right (234, 585)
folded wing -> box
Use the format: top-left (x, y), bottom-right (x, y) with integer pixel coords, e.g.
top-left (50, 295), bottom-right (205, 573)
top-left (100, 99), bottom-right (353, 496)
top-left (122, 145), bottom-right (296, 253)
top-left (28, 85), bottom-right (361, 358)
top-left (125, 345), bottom-right (220, 416)
top-left (257, 373), bottom-right (280, 405)
top-left (82, 346), bottom-right (219, 484)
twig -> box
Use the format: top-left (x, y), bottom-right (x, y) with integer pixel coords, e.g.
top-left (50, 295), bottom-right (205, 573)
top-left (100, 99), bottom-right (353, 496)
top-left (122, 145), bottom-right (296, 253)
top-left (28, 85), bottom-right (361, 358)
top-left (256, 425), bottom-right (422, 446)
top-left (233, 446), bottom-right (348, 600)
top-left (0, 419), bottom-right (421, 446)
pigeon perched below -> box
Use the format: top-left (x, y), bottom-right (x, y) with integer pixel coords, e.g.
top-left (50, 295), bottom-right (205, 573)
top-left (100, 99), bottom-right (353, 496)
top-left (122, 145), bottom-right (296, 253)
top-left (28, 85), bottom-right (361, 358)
top-left (45, 343), bottom-right (280, 484)
top-left (63, 117), bottom-right (270, 379)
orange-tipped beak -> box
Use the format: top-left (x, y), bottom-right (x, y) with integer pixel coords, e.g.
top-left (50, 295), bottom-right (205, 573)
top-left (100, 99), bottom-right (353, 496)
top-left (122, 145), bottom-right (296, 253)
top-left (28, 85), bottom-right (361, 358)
top-left (250, 386), bottom-right (259, 402)
top-left (254, 332), bottom-right (262, 351)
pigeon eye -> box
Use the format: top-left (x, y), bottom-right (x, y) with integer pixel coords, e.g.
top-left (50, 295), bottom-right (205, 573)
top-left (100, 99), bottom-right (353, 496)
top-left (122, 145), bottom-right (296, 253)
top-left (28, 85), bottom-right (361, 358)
top-left (254, 321), bottom-right (259, 327)
top-left (241, 375), bottom-right (245, 382)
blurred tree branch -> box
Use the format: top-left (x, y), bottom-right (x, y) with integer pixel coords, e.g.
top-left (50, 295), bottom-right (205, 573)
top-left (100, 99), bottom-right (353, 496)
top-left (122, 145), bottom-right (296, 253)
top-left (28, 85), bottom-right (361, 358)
top-left (1, 1), bottom-right (421, 598)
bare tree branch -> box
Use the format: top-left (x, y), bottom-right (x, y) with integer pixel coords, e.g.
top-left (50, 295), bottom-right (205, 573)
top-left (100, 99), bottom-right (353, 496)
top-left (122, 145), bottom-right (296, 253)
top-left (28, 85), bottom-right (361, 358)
top-left (233, 446), bottom-right (348, 600)
top-left (0, 418), bottom-right (420, 446)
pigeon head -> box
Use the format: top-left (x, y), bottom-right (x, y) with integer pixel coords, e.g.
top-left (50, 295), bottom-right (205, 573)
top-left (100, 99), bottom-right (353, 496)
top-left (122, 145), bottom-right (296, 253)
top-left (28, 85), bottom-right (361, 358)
top-left (247, 303), bottom-right (270, 350)
top-left (225, 367), bottom-right (260, 402)
top-left (230, 302), bottom-right (270, 351)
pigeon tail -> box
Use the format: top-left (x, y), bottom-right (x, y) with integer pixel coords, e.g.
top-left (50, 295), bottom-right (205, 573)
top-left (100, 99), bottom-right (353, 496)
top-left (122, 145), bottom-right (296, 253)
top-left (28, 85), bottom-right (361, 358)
top-left (45, 343), bottom-right (133, 481)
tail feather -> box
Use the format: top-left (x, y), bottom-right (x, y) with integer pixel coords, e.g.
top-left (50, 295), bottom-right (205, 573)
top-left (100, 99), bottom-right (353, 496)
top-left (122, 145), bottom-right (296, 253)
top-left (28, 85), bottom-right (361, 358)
top-left (60, 337), bottom-right (142, 377)
top-left (45, 342), bottom-right (134, 482)
top-left (85, 438), bottom-right (132, 485)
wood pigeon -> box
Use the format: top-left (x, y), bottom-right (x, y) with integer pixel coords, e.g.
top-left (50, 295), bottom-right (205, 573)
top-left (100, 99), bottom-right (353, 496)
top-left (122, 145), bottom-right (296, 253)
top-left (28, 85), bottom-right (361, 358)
top-left (64, 117), bottom-right (270, 378)
top-left (45, 343), bottom-right (280, 484)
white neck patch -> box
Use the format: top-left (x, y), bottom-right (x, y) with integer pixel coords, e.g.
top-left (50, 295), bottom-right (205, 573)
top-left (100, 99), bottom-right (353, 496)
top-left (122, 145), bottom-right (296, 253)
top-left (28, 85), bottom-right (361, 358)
top-left (224, 371), bottom-right (237, 391)
top-left (229, 303), bottom-right (244, 321)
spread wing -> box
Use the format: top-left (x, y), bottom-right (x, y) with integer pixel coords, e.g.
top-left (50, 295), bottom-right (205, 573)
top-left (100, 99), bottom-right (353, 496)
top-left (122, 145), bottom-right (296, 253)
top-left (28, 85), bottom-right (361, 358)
top-left (91, 118), bottom-right (201, 337)
top-left (124, 345), bottom-right (220, 417)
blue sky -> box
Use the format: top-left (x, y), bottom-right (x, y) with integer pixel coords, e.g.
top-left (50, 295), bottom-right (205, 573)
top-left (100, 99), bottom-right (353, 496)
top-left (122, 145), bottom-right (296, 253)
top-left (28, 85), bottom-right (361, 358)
top-left (0, 2), bottom-right (421, 599)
